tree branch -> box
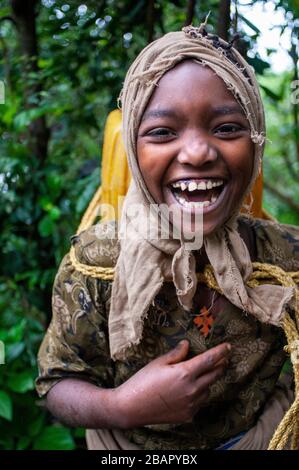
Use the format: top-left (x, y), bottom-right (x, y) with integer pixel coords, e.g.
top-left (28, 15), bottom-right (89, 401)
top-left (232, 1), bottom-right (238, 35)
top-left (264, 180), bottom-right (299, 214)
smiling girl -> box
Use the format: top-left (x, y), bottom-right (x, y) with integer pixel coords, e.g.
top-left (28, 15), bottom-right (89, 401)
top-left (137, 60), bottom-right (254, 236)
top-left (36, 24), bottom-right (299, 450)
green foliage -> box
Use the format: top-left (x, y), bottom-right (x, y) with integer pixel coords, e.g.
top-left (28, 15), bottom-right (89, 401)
top-left (33, 426), bottom-right (75, 450)
top-left (0, 0), bottom-right (297, 450)
top-left (0, 391), bottom-right (12, 421)
top-left (259, 71), bottom-right (299, 225)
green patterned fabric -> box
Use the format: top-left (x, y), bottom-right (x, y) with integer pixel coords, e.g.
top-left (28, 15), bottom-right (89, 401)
top-left (36, 216), bottom-right (299, 450)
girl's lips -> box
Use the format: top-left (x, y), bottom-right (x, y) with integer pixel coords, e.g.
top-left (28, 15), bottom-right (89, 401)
top-left (165, 181), bottom-right (229, 214)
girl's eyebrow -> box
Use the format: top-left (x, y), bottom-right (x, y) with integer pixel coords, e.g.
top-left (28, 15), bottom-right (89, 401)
top-left (141, 104), bottom-right (245, 122)
top-left (211, 104), bottom-right (245, 116)
top-left (141, 109), bottom-right (178, 122)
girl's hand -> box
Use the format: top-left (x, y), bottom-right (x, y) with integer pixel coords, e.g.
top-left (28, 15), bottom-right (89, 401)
top-left (114, 340), bottom-right (230, 428)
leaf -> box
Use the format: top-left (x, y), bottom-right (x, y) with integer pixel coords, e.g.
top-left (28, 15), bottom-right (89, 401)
top-left (6, 342), bottom-right (25, 362)
top-left (260, 84), bottom-right (281, 101)
top-left (13, 106), bottom-right (50, 131)
top-left (7, 371), bottom-right (35, 393)
top-left (13, 103), bottom-right (64, 131)
top-left (33, 426), bottom-right (75, 450)
top-left (28, 414), bottom-right (45, 437)
top-left (75, 169), bottom-right (99, 214)
top-left (38, 196), bottom-right (54, 212)
top-left (16, 436), bottom-right (31, 450)
top-left (7, 319), bottom-right (26, 342)
top-left (49, 206), bottom-right (61, 221)
top-left (247, 56), bottom-right (270, 75)
top-left (0, 329), bottom-right (8, 342)
top-left (0, 436), bottom-right (14, 450)
top-left (239, 14), bottom-right (261, 34)
top-left (46, 173), bottom-right (63, 199)
top-left (0, 7), bottom-right (11, 17)
top-left (37, 58), bottom-right (53, 69)
top-left (38, 214), bottom-right (55, 237)
top-left (0, 391), bottom-right (13, 421)
top-left (73, 427), bottom-right (86, 439)
top-left (78, 132), bottom-right (100, 158)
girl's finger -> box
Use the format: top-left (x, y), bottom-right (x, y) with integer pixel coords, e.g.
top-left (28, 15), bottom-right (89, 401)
top-left (195, 363), bottom-right (227, 392)
top-left (184, 343), bottom-right (231, 378)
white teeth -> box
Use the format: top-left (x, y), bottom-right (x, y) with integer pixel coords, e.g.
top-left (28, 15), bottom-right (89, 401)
top-left (212, 180), bottom-right (223, 187)
top-left (181, 182), bottom-right (187, 191)
top-left (188, 182), bottom-right (197, 192)
top-left (171, 179), bottom-right (223, 191)
top-left (171, 179), bottom-right (224, 208)
top-left (190, 200), bottom-right (210, 208)
top-left (174, 191), bottom-right (218, 209)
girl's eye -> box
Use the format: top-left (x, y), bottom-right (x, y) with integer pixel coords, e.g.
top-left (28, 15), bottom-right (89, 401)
top-left (214, 124), bottom-right (244, 135)
top-left (147, 128), bottom-right (176, 138)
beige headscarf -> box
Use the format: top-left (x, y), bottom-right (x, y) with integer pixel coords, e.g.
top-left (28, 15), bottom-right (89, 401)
top-left (109, 25), bottom-right (295, 361)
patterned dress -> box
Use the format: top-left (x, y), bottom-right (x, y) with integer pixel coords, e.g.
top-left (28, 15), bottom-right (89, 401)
top-left (36, 216), bottom-right (299, 450)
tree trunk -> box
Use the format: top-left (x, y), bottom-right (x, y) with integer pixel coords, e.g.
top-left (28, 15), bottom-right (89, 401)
top-left (185, 0), bottom-right (196, 26)
top-left (217, 0), bottom-right (231, 41)
top-left (147, 0), bottom-right (155, 44)
top-left (11, 0), bottom-right (49, 162)
top-left (10, 0), bottom-right (52, 318)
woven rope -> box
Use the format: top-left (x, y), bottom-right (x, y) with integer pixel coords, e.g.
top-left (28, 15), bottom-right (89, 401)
top-left (70, 186), bottom-right (299, 450)
top-left (69, 186), bottom-right (115, 281)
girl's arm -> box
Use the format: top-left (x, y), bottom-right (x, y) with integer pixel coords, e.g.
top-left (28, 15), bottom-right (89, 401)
top-left (46, 378), bottom-right (122, 428)
top-left (46, 340), bottom-right (230, 429)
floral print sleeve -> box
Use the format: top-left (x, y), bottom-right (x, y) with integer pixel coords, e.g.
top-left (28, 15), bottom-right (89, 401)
top-left (252, 218), bottom-right (299, 271)
top-left (35, 249), bottom-right (115, 398)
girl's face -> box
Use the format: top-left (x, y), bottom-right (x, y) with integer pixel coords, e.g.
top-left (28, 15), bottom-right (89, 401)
top-left (137, 61), bottom-right (254, 236)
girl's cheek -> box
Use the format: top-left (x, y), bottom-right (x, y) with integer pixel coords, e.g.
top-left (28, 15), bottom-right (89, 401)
top-left (138, 145), bottom-right (167, 176)
top-left (229, 143), bottom-right (254, 174)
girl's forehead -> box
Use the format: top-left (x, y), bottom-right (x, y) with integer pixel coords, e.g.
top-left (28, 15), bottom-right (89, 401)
top-left (142, 60), bottom-right (244, 116)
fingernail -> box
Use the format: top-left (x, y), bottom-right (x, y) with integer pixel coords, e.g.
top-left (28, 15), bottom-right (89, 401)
top-left (226, 344), bottom-right (231, 352)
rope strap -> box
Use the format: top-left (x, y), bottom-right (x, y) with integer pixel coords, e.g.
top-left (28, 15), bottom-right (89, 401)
top-left (69, 246), bottom-right (115, 281)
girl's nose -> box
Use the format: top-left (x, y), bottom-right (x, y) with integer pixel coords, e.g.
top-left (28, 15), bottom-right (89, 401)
top-left (177, 137), bottom-right (218, 167)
